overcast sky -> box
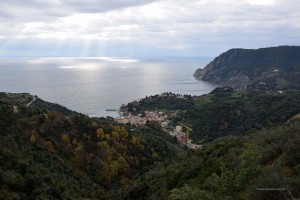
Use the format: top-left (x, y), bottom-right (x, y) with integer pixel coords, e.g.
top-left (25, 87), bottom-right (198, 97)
top-left (0, 0), bottom-right (299, 58)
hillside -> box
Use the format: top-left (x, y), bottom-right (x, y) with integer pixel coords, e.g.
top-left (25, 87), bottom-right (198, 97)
top-left (121, 89), bottom-right (300, 143)
top-left (179, 88), bottom-right (300, 142)
top-left (0, 93), bottom-right (183, 199)
top-left (120, 120), bottom-right (300, 200)
top-left (1, 90), bottom-right (300, 199)
top-left (117, 88), bottom-right (300, 199)
top-left (193, 46), bottom-right (300, 91)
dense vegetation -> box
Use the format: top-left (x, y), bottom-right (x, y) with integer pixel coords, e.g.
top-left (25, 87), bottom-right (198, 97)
top-left (194, 46), bottom-right (300, 90)
top-left (118, 87), bottom-right (300, 199)
top-left (179, 88), bottom-right (300, 142)
top-left (122, 88), bottom-right (300, 143)
top-left (120, 120), bottom-right (300, 199)
top-left (120, 93), bottom-right (193, 115)
top-left (0, 93), bottom-right (182, 199)
top-left (1, 87), bottom-right (300, 199)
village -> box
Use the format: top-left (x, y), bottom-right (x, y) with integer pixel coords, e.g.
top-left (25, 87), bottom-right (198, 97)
top-left (115, 110), bottom-right (202, 149)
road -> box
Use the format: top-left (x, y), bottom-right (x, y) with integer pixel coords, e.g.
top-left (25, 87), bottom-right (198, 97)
top-left (26, 96), bottom-right (36, 107)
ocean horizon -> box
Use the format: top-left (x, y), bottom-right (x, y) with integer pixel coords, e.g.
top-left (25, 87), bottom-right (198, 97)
top-left (0, 57), bottom-right (217, 117)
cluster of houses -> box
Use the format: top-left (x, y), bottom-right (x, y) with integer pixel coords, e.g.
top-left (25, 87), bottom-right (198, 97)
top-left (168, 125), bottom-right (202, 149)
top-left (115, 111), bottom-right (201, 149)
top-left (114, 111), bottom-right (165, 125)
top-left (168, 125), bottom-right (190, 143)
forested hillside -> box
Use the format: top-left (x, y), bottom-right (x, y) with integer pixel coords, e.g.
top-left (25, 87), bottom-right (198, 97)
top-left (120, 120), bottom-right (300, 200)
top-left (178, 88), bottom-right (300, 142)
top-left (194, 46), bottom-right (300, 90)
top-left (121, 88), bottom-right (300, 143)
top-left (117, 86), bottom-right (300, 199)
top-left (1, 88), bottom-right (300, 199)
top-left (0, 93), bottom-right (182, 199)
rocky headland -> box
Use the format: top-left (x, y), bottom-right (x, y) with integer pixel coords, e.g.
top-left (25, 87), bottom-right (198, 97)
top-left (194, 46), bottom-right (300, 91)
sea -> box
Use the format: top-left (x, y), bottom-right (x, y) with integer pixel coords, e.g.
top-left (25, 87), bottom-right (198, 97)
top-left (0, 57), bottom-right (216, 117)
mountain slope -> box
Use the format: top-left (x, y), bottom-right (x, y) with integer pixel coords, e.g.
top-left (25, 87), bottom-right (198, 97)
top-left (120, 89), bottom-right (300, 143)
top-left (193, 46), bottom-right (300, 90)
top-left (0, 93), bottom-right (183, 199)
top-left (120, 121), bottom-right (300, 200)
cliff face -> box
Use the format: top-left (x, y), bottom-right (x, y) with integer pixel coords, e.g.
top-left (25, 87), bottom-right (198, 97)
top-left (194, 46), bottom-right (300, 90)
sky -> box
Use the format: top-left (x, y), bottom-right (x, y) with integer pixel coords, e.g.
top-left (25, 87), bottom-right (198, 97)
top-left (0, 0), bottom-right (299, 58)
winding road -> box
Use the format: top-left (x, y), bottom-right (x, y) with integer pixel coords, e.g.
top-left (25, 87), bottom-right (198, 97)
top-left (26, 96), bottom-right (36, 107)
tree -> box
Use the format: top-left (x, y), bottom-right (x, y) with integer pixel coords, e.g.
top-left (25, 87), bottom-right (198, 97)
top-left (96, 128), bottom-right (104, 139)
top-left (44, 141), bottom-right (55, 153)
top-left (169, 185), bottom-right (214, 200)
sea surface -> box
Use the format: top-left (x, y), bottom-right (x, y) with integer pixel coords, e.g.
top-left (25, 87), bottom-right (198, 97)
top-left (0, 57), bottom-right (216, 117)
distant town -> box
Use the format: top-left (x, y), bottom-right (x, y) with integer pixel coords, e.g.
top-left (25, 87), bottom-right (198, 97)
top-left (115, 93), bottom-right (202, 149)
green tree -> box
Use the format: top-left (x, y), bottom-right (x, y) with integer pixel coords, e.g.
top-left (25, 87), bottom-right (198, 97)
top-left (169, 185), bottom-right (214, 200)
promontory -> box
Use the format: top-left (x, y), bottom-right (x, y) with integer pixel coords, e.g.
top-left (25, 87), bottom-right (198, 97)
top-left (194, 46), bottom-right (300, 91)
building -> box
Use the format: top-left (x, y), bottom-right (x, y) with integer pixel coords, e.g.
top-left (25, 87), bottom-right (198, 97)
top-left (175, 125), bottom-right (182, 133)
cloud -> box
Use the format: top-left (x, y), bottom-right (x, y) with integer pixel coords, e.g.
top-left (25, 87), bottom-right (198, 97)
top-left (64, 0), bottom-right (158, 13)
top-left (0, 0), bottom-right (158, 22)
top-left (248, 0), bottom-right (275, 6)
top-left (0, 0), bottom-right (299, 57)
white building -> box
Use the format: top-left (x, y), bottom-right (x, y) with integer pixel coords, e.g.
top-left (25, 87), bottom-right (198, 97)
top-left (175, 125), bottom-right (182, 133)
